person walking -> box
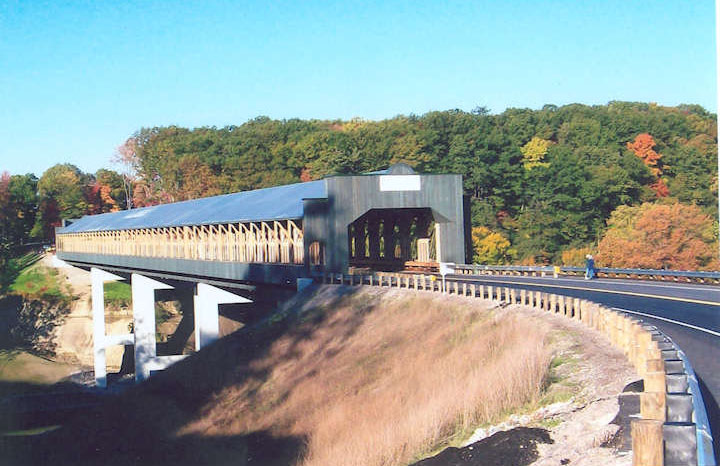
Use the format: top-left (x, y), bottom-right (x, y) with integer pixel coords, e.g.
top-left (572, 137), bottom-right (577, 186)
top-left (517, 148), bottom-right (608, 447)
top-left (584, 254), bottom-right (595, 280)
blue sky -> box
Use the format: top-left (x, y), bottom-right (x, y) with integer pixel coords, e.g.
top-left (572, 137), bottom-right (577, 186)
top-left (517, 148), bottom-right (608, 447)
top-left (0, 1), bottom-right (716, 177)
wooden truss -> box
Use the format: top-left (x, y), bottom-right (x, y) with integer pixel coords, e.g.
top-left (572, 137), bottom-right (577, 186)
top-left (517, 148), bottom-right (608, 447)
top-left (56, 220), bottom-right (306, 265)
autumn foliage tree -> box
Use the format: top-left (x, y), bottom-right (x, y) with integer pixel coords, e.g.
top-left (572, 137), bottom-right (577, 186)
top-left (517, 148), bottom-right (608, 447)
top-left (471, 226), bottom-right (516, 264)
top-left (520, 137), bottom-right (551, 170)
top-left (627, 133), bottom-right (669, 197)
top-left (596, 202), bottom-right (719, 270)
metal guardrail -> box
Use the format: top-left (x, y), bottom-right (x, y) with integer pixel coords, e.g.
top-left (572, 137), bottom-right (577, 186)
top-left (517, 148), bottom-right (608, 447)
top-left (455, 264), bottom-right (720, 283)
top-left (672, 340), bottom-right (717, 466)
top-left (324, 270), bottom-right (717, 465)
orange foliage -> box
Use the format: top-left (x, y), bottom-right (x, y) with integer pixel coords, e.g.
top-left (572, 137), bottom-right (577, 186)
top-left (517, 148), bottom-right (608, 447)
top-left (627, 133), bottom-right (662, 176)
top-left (300, 168), bottom-right (313, 182)
top-left (650, 179), bottom-right (669, 197)
top-left (85, 182), bottom-right (118, 214)
top-left (99, 184), bottom-right (119, 211)
top-left (596, 202), bottom-right (719, 270)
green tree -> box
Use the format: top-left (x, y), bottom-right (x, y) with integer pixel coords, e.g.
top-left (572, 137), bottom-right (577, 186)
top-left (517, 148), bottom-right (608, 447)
top-left (32, 164), bottom-right (90, 239)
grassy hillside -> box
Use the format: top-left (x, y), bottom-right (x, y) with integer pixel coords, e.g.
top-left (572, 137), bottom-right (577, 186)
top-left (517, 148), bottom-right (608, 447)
top-left (4, 286), bottom-right (554, 466)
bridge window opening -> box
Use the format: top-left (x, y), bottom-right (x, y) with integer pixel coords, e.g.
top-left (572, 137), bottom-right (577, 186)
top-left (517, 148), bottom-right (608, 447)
top-left (378, 220), bottom-right (385, 258)
top-left (348, 208), bottom-right (437, 271)
top-left (393, 224), bottom-right (401, 259)
top-left (309, 241), bottom-right (324, 265)
top-left (348, 224), bottom-right (356, 259)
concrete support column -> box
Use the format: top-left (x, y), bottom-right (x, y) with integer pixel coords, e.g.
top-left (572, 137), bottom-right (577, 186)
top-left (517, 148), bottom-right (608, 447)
top-left (91, 268), bottom-right (125, 388)
top-left (194, 283), bottom-right (251, 351)
top-left (132, 274), bottom-right (173, 383)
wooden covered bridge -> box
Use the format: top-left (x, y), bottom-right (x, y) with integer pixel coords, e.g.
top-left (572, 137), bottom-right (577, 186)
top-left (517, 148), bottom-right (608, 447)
top-left (54, 164), bottom-right (466, 386)
top-left (56, 163), bottom-right (466, 283)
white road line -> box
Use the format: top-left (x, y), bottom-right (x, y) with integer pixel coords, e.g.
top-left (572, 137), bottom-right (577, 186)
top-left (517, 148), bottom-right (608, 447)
top-left (450, 276), bottom-right (720, 306)
top-left (611, 307), bottom-right (720, 338)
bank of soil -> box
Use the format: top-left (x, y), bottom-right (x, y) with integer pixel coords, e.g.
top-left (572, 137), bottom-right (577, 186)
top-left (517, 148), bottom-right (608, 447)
top-left (417, 301), bottom-right (637, 466)
top-left (2, 280), bottom-right (638, 466)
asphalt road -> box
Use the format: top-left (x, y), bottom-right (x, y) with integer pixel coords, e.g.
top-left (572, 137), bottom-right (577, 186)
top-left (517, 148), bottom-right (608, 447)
top-left (448, 273), bottom-right (720, 459)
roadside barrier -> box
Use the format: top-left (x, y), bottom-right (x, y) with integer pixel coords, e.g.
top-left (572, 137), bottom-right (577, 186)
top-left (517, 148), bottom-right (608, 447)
top-left (322, 271), bottom-right (716, 466)
top-left (454, 264), bottom-right (720, 284)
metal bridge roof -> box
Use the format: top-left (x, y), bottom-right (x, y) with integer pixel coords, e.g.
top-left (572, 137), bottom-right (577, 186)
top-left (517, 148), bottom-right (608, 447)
top-left (58, 179), bottom-right (328, 233)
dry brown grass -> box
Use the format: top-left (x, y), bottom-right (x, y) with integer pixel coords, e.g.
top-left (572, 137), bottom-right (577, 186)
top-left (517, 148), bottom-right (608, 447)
top-left (179, 288), bottom-right (551, 466)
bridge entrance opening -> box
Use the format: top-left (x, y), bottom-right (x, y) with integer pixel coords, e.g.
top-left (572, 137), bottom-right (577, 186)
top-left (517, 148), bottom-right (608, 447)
top-left (348, 208), bottom-right (439, 272)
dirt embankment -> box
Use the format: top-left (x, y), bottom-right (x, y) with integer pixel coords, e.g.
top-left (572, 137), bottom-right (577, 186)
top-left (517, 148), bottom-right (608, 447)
top-left (415, 304), bottom-right (637, 466)
top-left (44, 256), bottom-right (131, 371)
top-left (3, 285), bottom-right (637, 466)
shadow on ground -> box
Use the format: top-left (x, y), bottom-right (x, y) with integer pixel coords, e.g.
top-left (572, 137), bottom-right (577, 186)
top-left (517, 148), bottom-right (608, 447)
top-left (0, 284), bottom-right (365, 466)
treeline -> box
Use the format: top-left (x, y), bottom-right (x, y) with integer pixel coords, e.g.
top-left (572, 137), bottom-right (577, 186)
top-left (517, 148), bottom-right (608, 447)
top-left (2, 101), bottom-right (718, 270)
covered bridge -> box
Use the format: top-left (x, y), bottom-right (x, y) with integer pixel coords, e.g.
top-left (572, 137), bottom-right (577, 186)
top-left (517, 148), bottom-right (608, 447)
top-left (56, 164), bottom-right (466, 285)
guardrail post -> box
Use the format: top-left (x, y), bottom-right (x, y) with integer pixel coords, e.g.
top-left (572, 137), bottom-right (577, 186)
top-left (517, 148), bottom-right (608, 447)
top-left (556, 295), bottom-right (564, 316)
top-left (632, 419), bottom-right (664, 466)
top-left (572, 298), bottom-right (580, 319)
top-left (550, 294), bottom-right (557, 313)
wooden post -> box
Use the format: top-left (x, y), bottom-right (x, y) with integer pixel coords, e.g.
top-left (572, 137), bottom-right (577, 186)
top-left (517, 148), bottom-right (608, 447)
top-left (488, 286), bottom-right (494, 301)
top-left (454, 282), bottom-right (459, 295)
top-left (462, 283), bottom-right (467, 296)
top-left (470, 284), bottom-right (476, 297)
top-left (644, 371), bottom-right (666, 393)
top-left (631, 419), bottom-right (664, 466)
top-left (573, 298), bottom-right (581, 319)
top-left (646, 358), bottom-right (665, 373)
top-left (550, 294), bottom-right (557, 313)
top-left (520, 289), bottom-right (526, 305)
